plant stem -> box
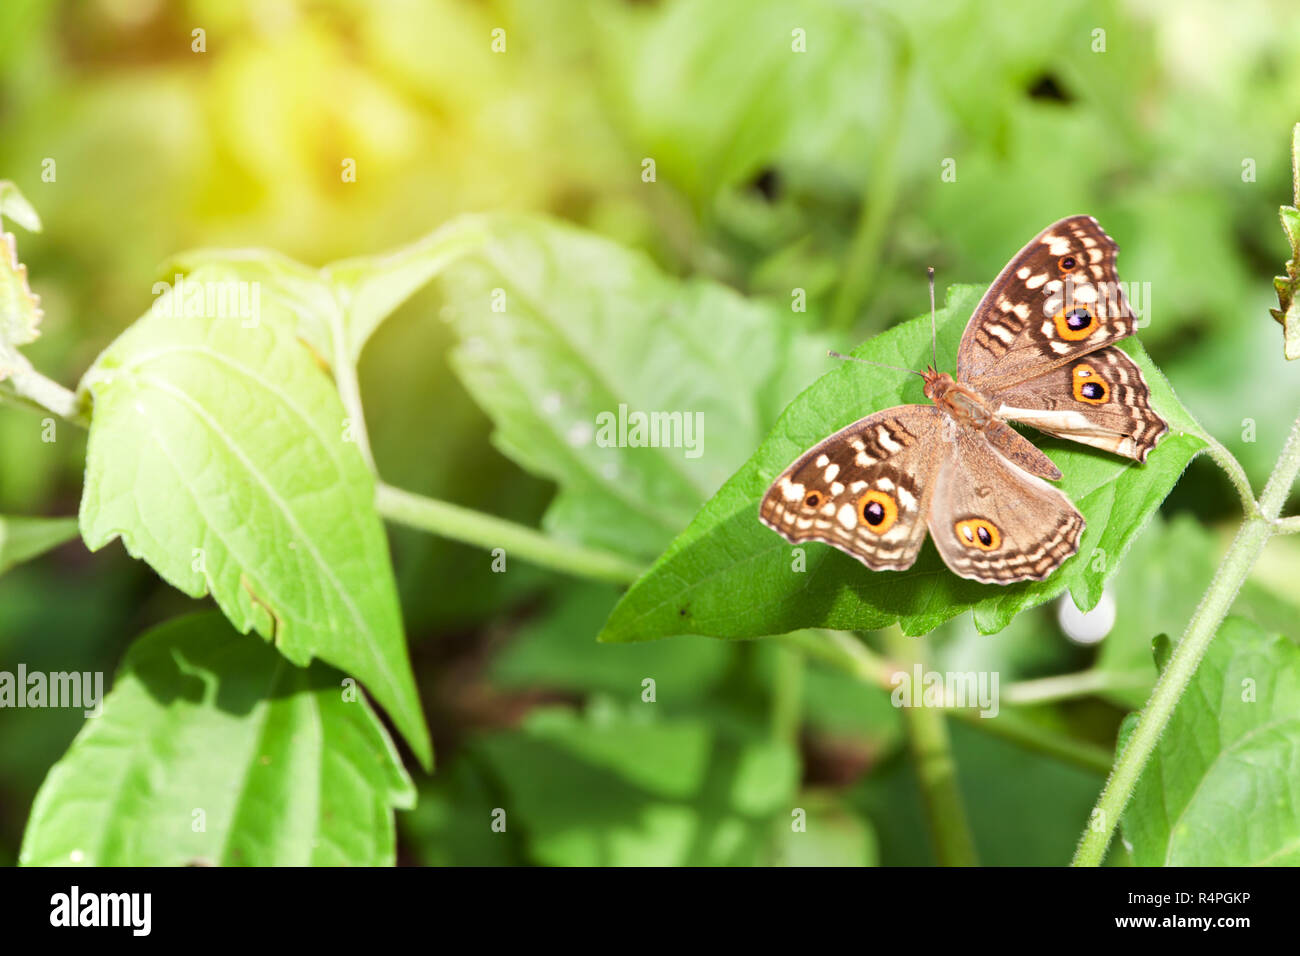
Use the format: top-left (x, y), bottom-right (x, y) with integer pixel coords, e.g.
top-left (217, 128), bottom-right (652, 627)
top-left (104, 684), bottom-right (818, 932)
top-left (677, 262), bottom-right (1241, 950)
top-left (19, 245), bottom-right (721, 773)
top-left (374, 481), bottom-right (645, 585)
top-left (781, 628), bottom-right (1114, 773)
top-left (1001, 669), bottom-right (1153, 706)
top-left (328, 304), bottom-right (377, 474)
top-left (951, 707), bottom-right (1113, 776)
top-left (0, 358), bottom-right (89, 427)
top-left (1072, 410), bottom-right (1300, 866)
top-left (770, 644), bottom-right (806, 745)
top-left (779, 628), bottom-right (894, 684)
top-left (1200, 432), bottom-right (1258, 516)
top-left (882, 627), bottom-right (979, 866)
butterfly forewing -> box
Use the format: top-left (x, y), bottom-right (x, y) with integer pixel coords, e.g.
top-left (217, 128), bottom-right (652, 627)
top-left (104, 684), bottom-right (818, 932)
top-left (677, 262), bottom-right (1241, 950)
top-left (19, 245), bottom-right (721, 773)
top-left (958, 215), bottom-right (1136, 391)
top-left (991, 345), bottom-right (1168, 462)
top-left (759, 405), bottom-right (944, 572)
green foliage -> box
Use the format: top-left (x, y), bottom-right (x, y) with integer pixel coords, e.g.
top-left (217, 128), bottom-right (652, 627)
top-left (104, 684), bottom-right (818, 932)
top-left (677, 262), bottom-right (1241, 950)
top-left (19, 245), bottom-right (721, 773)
top-left (0, 181), bottom-right (41, 381)
top-left (1270, 124), bottom-right (1300, 360)
top-left (601, 285), bottom-right (1207, 643)
top-left (0, 514), bottom-right (77, 577)
top-left (20, 613), bottom-right (413, 866)
top-left (76, 273), bottom-right (430, 766)
top-left (435, 214), bottom-right (827, 560)
top-left (855, 720), bottom-right (1105, 866)
top-left (466, 706), bottom-right (799, 866)
top-left (5, 0), bottom-right (1300, 870)
top-left (1122, 617), bottom-right (1300, 865)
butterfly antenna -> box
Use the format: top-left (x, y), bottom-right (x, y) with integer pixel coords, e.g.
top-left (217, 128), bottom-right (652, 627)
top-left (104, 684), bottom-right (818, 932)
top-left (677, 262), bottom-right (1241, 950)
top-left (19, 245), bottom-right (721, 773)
top-left (827, 351), bottom-right (926, 379)
top-left (928, 266), bottom-right (938, 372)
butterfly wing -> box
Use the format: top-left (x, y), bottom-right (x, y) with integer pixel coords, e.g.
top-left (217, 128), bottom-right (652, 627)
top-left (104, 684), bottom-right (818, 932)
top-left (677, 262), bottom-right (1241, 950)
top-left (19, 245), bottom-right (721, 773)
top-left (927, 430), bottom-right (1085, 584)
top-left (759, 405), bottom-right (944, 572)
top-left (957, 215), bottom-right (1136, 392)
top-left (991, 345), bottom-right (1168, 462)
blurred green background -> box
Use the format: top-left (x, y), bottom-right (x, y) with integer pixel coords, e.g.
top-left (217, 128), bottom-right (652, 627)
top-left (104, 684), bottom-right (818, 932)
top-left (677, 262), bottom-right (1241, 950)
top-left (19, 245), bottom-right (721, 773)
top-left (2, 0), bottom-right (1300, 865)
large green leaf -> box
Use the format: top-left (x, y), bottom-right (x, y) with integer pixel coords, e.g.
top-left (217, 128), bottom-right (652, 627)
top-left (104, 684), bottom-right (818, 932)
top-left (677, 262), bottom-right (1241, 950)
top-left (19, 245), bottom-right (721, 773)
top-left (77, 272), bottom-right (431, 766)
top-left (601, 284), bottom-right (1207, 641)
top-left (435, 213), bottom-right (827, 561)
top-left (163, 221), bottom-right (484, 368)
top-left (20, 612), bottom-right (414, 866)
top-left (0, 514), bottom-right (79, 577)
top-left (473, 707), bottom-right (799, 866)
top-left (159, 248), bottom-right (340, 367)
top-left (1122, 617), bottom-right (1300, 866)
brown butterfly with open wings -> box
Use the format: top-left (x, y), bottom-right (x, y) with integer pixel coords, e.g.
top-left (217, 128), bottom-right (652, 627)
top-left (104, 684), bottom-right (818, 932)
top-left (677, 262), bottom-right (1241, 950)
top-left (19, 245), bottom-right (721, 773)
top-left (759, 216), bottom-right (1167, 585)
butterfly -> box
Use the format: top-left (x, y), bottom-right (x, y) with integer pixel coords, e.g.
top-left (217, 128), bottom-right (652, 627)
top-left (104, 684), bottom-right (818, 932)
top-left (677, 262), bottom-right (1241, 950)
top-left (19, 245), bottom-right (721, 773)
top-left (759, 216), bottom-right (1167, 585)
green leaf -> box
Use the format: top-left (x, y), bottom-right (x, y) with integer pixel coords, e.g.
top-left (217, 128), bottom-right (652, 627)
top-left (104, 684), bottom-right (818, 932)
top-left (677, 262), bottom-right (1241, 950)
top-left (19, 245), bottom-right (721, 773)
top-left (489, 580), bottom-right (732, 699)
top-left (402, 760), bottom-right (524, 867)
top-left (1122, 617), bottom-right (1300, 866)
top-left (436, 213), bottom-right (827, 560)
top-left (601, 284), bottom-right (1207, 642)
top-left (1152, 633), bottom-right (1171, 674)
top-left (769, 790), bottom-right (878, 866)
top-left (0, 181), bottom-right (41, 233)
top-left (0, 514), bottom-right (79, 577)
top-left (473, 707), bottom-right (799, 866)
top-left (597, 0), bottom-right (893, 204)
top-left (324, 219), bottom-right (488, 362)
top-left (1272, 206), bottom-right (1300, 361)
top-left (77, 273), bottom-right (431, 767)
top-left (0, 182), bottom-right (43, 381)
top-left (158, 248), bottom-right (340, 368)
top-left (165, 222), bottom-right (483, 369)
top-left (19, 612), bottom-right (414, 866)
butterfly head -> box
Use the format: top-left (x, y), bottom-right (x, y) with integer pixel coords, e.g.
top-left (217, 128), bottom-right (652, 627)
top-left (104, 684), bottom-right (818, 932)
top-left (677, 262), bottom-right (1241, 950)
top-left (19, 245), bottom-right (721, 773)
top-left (921, 367), bottom-right (956, 404)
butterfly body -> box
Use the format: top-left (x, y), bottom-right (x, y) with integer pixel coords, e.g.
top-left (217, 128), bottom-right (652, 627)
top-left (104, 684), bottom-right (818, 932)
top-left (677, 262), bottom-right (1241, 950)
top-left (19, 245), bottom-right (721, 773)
top-left (759, 216), bottom-right (1168, 585)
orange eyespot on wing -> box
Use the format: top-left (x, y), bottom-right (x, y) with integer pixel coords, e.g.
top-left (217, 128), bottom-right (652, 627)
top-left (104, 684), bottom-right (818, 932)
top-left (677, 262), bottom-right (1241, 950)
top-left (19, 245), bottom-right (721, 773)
top-left (1057, 254), bottom-right (1078, 273)
top-left (1071, 364), bottom-right (1109, 404)
top-left (954, 518), bottom-right (1001, 551)
top-left (1054, 305), bottom-right (1098, 341)
top-left (803, 490), bottom-right (823, 509)
top-left (857, 490), bottom-right (898, 534)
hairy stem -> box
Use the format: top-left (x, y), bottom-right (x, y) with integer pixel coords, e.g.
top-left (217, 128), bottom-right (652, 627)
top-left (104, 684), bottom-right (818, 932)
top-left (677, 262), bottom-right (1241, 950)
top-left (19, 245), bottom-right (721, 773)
top-left (1072, 412), bottom-right (1300, 866)
top-left (1201, 432), bottom-right (1258, 517)
top-left (1273, 515), bottom-right (1300, 534)
top-left (374, 481), bottom-right (644, 585)
top-left (0, 358), bottom-right (88, 428)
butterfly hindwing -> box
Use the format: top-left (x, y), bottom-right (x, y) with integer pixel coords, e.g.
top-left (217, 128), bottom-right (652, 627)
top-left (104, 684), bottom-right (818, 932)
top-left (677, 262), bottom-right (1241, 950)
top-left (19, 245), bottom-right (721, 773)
top-left (927, 430), bottom-right (1085, 584)
top-left (957, 215), bottom-right (1136, 391)
top-left (759, 405), bottom-right (943, 572)
top-left (991, 345), bottom-right (1169, 462)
